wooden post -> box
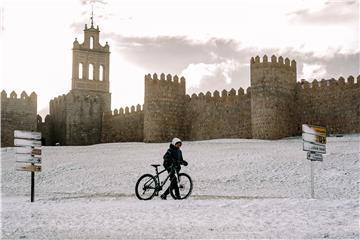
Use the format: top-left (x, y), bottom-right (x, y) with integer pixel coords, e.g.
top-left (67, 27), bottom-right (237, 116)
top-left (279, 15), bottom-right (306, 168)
top-left (31, 168), bottom-right (35, 202)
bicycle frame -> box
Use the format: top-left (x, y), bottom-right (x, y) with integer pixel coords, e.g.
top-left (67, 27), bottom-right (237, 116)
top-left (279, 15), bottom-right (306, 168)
top-left (145, 166), bottom-right (179, 193)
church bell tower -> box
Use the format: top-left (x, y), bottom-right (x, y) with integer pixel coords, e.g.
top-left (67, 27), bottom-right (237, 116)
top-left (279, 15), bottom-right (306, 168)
top-left (71, 16), bottom-right (110, 92)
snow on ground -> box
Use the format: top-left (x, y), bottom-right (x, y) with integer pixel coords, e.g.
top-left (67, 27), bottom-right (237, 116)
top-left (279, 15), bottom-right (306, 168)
top-left (1, 135), bottom-right (359, 239)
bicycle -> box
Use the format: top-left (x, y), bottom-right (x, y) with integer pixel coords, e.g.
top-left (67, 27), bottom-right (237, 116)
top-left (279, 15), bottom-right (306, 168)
top-left (135, 162), bottom-right (193, 200)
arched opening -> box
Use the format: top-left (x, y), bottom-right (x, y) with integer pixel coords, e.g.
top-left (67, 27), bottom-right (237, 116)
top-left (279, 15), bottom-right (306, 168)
top-left (99, 65), bottom-right (104, 81)
top-left (89, 64), bottom-right (94, 80)
top-left (90, 36), bottom-right (94, 49)
top-left (78, 63), bottom-right (83, 79)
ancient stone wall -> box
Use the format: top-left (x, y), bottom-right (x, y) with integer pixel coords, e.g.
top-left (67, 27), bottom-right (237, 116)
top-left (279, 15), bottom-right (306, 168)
top-left (295, 76), bottom-right (360, 135)
top-left (184, 87), bottom-right (252, 140)
top-left (49, 90), bottom-right (111, 145)
top-left (143, 73), bottom-right (186, 142)
top-left (250, 55), bottom-right (297, 139)
top-left (37, 115), bottom-right (53, 146)
top-left (1, 91), bottom-right (37, 147)
top-left (101, 105), bottom-right (144, 143)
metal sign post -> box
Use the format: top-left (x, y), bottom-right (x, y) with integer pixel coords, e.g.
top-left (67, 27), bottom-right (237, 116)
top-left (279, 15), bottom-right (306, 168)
top-left (14, 130), bottom-right (42, 202)
top-left (310, 160), bottom-right (314, 198)
top-left (302, 124), bottom-right (327, 199)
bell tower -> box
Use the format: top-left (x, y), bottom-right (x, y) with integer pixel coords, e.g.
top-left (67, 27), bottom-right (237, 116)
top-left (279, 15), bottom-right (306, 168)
top-left (56, 14), bottom-right (112, 146)
top-left (72, 18), bottom-right (110, 92)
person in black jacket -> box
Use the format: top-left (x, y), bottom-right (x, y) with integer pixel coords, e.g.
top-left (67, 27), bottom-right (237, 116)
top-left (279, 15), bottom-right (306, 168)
top-left (161, 137), bottom-right (188, 200)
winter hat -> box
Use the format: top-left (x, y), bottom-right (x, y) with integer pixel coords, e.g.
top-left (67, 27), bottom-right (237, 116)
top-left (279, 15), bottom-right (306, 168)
top-left (172, 137), bottom-right (182, 146)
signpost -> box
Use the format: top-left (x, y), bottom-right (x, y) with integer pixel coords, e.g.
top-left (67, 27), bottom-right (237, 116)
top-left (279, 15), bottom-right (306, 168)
top-left (302, 124), bottom-right (327, 198)
top-left (14, 130), bottom-right (42, 202)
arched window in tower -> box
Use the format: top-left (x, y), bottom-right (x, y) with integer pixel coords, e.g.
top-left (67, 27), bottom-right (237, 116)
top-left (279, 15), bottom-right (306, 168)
top-left (99, 65), bottom-right (104, 81)
top-left (78, 63), bottom-right (83, 79)
top-left (90, 36), bottom-right (94, 49)
top-left (89, 64), bottom-right (94, 80)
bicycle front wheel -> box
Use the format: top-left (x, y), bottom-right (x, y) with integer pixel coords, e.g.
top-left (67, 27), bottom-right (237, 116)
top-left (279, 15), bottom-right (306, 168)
top-left (135, 174), bottom-right (157, 200)
top-left (170, 173), bottom-right (193, 200)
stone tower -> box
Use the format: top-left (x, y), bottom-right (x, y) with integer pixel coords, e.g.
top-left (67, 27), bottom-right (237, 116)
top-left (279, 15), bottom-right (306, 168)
top-left (143, 73), bottom-right (186, 142)
top-left (49, 22), bottom-right (111, 145)
top-left (250, 55), bottom-right (297, 139)
top-left (72, 23), bottom-right (110, 92)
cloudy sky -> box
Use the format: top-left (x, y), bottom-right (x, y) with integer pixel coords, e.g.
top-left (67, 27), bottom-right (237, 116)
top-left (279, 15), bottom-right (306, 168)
top-left (1, 0), bottom-right (359, 117)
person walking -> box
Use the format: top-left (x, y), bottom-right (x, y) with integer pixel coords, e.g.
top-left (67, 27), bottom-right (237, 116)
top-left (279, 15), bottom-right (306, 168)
top-left (161, 137), bottom-right (188, 200)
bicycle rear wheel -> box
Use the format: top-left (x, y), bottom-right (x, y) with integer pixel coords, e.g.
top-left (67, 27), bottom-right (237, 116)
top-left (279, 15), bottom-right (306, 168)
top-left (170, 173), bottom-right (193, 200)
top-left (135, 174), bottom-right (157, 200)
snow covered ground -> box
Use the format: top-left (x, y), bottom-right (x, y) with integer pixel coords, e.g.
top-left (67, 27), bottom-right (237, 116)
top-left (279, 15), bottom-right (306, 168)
top-left (1, 135), bottom-right (359, 239)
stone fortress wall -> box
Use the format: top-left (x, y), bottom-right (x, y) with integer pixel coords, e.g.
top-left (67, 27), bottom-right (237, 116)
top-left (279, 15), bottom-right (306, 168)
top-left (100, 55), bottom-right (359, 143)
top-left (1, 91), bottom-right (37, 147)
top-left (295, 75), bottom-right (360, 135)
top-left (1, 21), bottom-right (359, 146)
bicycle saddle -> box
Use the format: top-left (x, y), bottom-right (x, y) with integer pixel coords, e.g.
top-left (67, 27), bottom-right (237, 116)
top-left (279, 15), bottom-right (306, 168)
top-left (151, 164), bottom-right (160, 168)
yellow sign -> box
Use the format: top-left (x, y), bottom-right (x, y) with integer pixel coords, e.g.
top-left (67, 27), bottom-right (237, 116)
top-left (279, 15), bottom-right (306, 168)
top-left (302, 124), bottom-right (326, 137)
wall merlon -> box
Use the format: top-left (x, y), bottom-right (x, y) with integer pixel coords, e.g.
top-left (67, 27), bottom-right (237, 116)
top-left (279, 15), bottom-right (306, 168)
top-left (10, 91), bottom-right (17, 99)
top-left (20, 91), bottom-right (28, 99)
top-left (246, 87), bottom-right (251, 95)
top-left (229, 88), bottom-right (236, 96)
top-left (271, 55), bottom-right (276, 63)
top-left (347, 76), bottom-right (354, 84)
top-left (278, 56), bottom-right (284, 64)
top-left (174, 75), bottom-right (179, 83)
top-left (160, 73), bottom-right (165, 80)
top-left (263, 55), bottom-right (268, 63)
top-left (238, 87), bottom-right (244, 95)
top-left (1, 90), bottom-right (7, 99)
top-left (30, 92), bottom-right (37, 100)
top-left (284, 58), bottom-right (290, 66)
top-left (153, 73), bottom-right (158, 80)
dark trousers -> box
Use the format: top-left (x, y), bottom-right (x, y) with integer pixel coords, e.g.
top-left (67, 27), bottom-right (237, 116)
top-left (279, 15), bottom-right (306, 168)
top-left (163, 170), bottom-right (180, 197)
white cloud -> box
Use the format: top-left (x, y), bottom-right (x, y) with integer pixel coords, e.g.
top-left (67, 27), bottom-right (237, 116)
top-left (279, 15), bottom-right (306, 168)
top-left (181, 59), bottom-right (239, 92)
top-left (110, 56), bottom-right (146, 109)
top-left (301, 63), bottom-right (327, 80)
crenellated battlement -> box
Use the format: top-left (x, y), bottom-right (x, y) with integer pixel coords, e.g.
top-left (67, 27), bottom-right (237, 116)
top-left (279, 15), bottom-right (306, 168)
top-left (107, 104), bottom-right (144, 117)
top-left (297, 75), bottom-right (359, 90)
top-left (1, 90), bottom-right (37, 102)
top-left (144, 73), bottom-right (186, 86)
top-left (250, 55), bottom-right (296, 72)
top-left (187, 87), bottom-right (251, 102)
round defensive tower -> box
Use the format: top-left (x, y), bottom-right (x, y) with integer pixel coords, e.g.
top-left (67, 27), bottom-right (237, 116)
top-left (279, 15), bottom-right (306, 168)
top-left (143, 73), bottom-right (186, 142)
top-left (250, 55), bottom-right (297, 139)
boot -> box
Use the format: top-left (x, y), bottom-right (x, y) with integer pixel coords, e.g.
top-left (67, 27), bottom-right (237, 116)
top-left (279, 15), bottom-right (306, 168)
top-left (160, 194), bottom-right (167, 200)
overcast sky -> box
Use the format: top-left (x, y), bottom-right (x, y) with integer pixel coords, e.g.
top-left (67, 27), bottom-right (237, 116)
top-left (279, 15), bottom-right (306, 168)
top-left (1, 0), bottom-right (359, 117)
